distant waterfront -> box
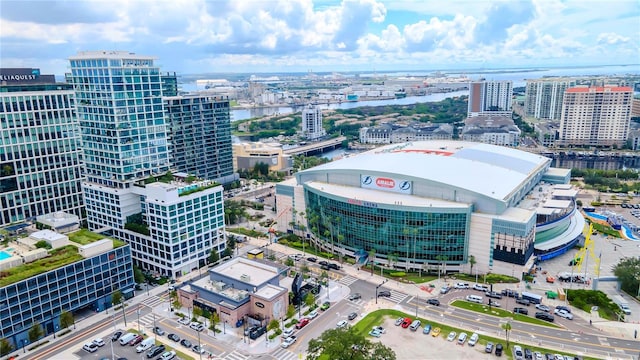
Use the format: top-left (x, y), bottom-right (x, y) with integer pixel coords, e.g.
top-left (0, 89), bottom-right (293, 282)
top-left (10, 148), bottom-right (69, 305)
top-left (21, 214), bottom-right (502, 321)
top-left (231, 90), bottom-right (469, 121)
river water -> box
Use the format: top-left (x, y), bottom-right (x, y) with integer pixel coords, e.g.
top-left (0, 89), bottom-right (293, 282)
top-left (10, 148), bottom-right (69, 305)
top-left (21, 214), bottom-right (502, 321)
top-left (231, 90), bottom-right (469, 121)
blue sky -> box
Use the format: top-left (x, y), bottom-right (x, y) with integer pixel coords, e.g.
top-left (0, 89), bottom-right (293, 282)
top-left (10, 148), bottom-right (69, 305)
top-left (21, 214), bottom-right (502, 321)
top-left (0, 0), bottom-right (638, 75)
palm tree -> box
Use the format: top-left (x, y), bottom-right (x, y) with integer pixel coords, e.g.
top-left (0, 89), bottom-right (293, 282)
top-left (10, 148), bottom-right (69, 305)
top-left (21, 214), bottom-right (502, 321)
top-left (368, 248), bottom-right (376, 276)
top-left (469, 255), bottom-right (477, 276)
top-left (501, 321), bottom-right (512, 347)
top-left (388, 253), bottom-right (399, 270)
top-left (435, 254), bottom-right (449, 282)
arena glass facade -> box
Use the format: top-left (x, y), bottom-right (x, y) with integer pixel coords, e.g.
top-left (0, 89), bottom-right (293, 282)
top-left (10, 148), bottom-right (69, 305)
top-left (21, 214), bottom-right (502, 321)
top-left (305, 188), bottom-right (471, 265)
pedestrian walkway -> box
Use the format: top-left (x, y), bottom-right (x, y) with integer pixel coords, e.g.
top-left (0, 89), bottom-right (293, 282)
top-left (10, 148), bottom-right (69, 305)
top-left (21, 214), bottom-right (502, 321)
top-left (380, 289), bottom-right (409, 304)
top-left (270, 347), bottom-right (298, 360)
top-left (142, 295), bottom-right (167, 308)
top-left (138, 313), bottom-right (158, 329)
top-left (222, 349), bottom-right (249, 360)
top-left (337, 275), bottom-right (358, 286)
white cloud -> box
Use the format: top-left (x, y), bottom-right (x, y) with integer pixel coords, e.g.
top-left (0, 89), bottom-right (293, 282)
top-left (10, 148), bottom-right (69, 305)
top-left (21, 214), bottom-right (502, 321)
top-left (0, 0), bottom-right (637, 74)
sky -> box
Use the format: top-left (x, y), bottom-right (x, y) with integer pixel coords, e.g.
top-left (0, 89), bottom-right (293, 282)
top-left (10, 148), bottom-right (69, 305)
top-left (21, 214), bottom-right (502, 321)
top-left (0, 0), bottom-right (639, 75)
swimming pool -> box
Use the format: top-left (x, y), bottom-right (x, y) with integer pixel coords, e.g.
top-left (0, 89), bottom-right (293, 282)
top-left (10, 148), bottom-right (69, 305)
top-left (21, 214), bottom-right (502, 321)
top-left (0, 251), bottom-right (12, 261)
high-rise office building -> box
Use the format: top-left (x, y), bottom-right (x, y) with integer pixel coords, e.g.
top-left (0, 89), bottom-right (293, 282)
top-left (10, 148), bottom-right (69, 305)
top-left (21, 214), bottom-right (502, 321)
top-left (0, 68), bottom-right (84, 226)
top-left (165, 94), bottom-right (237, 184)
top-left (468, 80), bottom-right (513, 117)
top-left (301, 104), bottom-right (326, 140)
top-left (69, 51), bottom-right (225, 277)
top-left (559, 86), bottom-right (633, 147)
top-left (525, 79), bottom-right (575, 120)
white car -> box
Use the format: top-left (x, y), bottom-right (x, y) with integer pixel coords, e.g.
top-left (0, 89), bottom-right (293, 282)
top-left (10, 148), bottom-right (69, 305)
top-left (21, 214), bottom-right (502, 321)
top-left (82, 343), bottom-right (98, 353)
top-left (178, 317), bottom-right (190, 325)
top-left (535, 304), bottom-right (550, 312)
top-left (446, 331), bottom-right (457, 341)
top-left (554, 309), bottom-right (574, 320)
top-left (282, 328), bottom-right (295, 338)
top-left (92, 338), bottom-right (105, 347)
top-left (308, 310), bottom-right (319, 319)
top-left (336, 320), bottom-right (348, 328)
top-left (371, 326), bottom-right (386, 334)
top-left (281, 336), bottom-right (297, 348)
top-left (454, 282), bottom-right (469, 289)
top-left (468, 333), bottom-right (479, 346)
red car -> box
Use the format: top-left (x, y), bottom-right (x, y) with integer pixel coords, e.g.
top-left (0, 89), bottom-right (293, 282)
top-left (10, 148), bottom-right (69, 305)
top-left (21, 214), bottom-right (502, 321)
top-left (401, 318), bottom-right (412, 328)
top-left (295, 318), bottom-right (310, 329)
top-left (128, 335), bottom-right (143, 346)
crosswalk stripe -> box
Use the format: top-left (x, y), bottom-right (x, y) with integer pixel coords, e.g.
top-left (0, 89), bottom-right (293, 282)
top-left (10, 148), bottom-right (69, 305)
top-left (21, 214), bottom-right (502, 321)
top-left (224, 350), bottom-right (248, 360)
top-left (271, 348), bottom-right (297, 360)
top-left (337, 275), bottom-right (358, 286)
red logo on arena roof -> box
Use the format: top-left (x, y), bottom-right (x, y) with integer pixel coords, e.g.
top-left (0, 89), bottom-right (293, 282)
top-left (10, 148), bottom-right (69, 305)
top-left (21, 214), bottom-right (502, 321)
top-left (391, 149), bottom-right (453, 156)
top-left (376, 177), bottom-right (395, 188)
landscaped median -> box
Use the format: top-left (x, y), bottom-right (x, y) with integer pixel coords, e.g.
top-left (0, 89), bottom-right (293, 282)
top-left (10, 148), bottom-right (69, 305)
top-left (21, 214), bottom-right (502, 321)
top-left (450, 300), bottom-right (560, 328)
top-left (352, 309), bottom-right (597, 360)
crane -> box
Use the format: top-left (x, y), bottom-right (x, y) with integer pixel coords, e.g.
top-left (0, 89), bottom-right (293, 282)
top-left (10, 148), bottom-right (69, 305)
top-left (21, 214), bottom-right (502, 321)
top-left (570, 222), bottom-right (601, 288)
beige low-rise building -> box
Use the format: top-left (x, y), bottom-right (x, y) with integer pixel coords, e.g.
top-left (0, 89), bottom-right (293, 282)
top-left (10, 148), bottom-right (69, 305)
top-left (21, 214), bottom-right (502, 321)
top-left (233, 142), bottom-right (293, 174)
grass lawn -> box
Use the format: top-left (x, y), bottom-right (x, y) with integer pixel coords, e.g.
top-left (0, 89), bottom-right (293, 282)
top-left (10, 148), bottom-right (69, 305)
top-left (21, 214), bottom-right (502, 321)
top-left (451, 300), bottom-right (559, 328)
top-left (354, 309), bottom-right (597, 360)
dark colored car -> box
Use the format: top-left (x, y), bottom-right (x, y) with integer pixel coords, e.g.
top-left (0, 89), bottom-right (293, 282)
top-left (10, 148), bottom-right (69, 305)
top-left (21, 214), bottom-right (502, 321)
top-left (378, 290), bottom-right (391, 297)
top-left (180, 339), bottom-right (192, 348)
top-left (318, 260), bottom-right (329, 266)
top-left (147, 345), bottom-right (165, 358)
top-left (328, 263), bottom-right (340, 270)
top-left (111, 331), bottom-right (123, 342)
top-left (307, 257), bottom-right (317, 262)
top-left (167, 333), bottom-right (180, 342)
top-left (348, 293), bottom-right (361, 301)
top-left (348, 312), bottom-right (358, 320)
top-left (495, 343), bottom-right (503, 356)
top-left (515, 298), bottom-right (531, 306)
top-left (426, 298), bottom-right (440, 306)
top-left (513, 307), bottom-right (528, 315)
top-left (485, 291), bottom-right (503, 299)
top-left (244, 325), bottom-right (258, 336)
top-left (321, 264), bottom-right (331, 270)
top-left (501, 289), bottom-right (519, 298)
top-left (249, 326), bottom-right (267, 339)
top-left (524, 348), bottom-right (533, 360)
top-left (555, 305), bottom-right (572, 313)
top-left (535, 312), bottom-right (555, 322)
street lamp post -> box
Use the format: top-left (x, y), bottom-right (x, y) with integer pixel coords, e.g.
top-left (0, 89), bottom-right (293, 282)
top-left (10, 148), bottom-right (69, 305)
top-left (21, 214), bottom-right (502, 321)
top-left (375, 279), bottom-right (388, 305)
top-left (137, 310), bottom-right (141, 333)
top-left (121, 302), bottom-right (127, 327)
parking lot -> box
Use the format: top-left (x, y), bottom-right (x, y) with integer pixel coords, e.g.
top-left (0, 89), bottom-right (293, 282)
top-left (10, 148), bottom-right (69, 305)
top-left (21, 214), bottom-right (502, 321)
top-left (371, 316), bottom-right (495, 360)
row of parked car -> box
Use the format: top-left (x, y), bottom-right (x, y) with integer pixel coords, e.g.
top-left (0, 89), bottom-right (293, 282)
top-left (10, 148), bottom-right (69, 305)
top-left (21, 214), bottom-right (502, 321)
top-left (513, 344), bottom-right (582, 360)
top-left (104, 331), bottom-right (176, 360)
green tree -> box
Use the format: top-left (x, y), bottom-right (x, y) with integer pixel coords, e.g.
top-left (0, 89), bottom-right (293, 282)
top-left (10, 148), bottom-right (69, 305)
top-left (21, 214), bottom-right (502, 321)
top-left (133, 266), bottom-right (145, 284)
top-left (285, 257), bottom-right (295, 267)
top-left (307, 327), bottom-right (396, 360)
top-left (192, 306), bottom-right (203, 320)
top-left (112, 290), bottom-right (122, 306)
top-left (268, 318), bottom-right (280, 332)
top-left (28, 322), bottom-right (44, 345)
top-left (0, 338), bottom-right (13, 357)
top-left (502, 321), bottom-right (512, 347)
top-left (209, 312), bottom-right (220, 333)
top-left (286, 304), bottom-right (296, 318)
top-left (305, 292), bottom-right (316, 308)
top-left (468, 255), bottom-right (477, 275)
top-left (613, 257), bottom-right (640, 297)
top-left (388, 253), bottom-right (398, 270)
top-left (209, 248), bottom-right (220, 264)
top-left (60, 310), bottom-right (74, 329)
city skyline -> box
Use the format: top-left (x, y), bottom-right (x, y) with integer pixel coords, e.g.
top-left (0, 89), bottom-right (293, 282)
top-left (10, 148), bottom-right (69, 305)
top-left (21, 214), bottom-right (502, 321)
top-left (0, 0), bottom-right (638, 75)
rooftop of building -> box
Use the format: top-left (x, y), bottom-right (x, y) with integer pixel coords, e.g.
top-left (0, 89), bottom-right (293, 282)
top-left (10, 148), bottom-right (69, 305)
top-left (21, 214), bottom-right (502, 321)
top-left (0, 229), bottom-right (125, 287)
top-left (566, 86), bottom-right (632, 93)
top-left (213, 257), bottom-right (279, 287)
top-left (253, 283), bottom-right (287, 301)
top-left (464, 114), bottom-right (516, 127)
top-left (299, 140), bottom-right (551, 202)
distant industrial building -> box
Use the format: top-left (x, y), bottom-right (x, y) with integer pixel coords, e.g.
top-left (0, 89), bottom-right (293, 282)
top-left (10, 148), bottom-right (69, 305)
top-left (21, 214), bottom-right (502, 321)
top-left (461, 114), bottom-right (521, 147)
top-left (301, 104), bottom-right (326, 140)
top-left (558, 86), bottom-right (633, 147)
top-left (165, 94), bottom-right (237, 184)
top-left (468, 80), bottom-right (513, 117)
top-left (359, 123), bottom-right (453, 144)
top-left (232, 142), bottom-right (293, 174)
top-left (0, 68), bottom-right (84, 227)
top-left (525, 79), bottom-right (575, 120)
top-left (0, 228), bottom-right (134, 350)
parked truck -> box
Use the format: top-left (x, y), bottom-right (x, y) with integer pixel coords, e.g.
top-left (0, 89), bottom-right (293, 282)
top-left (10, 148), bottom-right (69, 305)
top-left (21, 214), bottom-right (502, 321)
top-left (613, 295), bottom-right (632, 315)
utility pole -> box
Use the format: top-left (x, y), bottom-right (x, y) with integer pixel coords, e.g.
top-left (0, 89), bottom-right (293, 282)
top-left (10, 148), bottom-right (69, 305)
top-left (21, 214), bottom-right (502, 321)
top-left (375, 279), bottom-right (388, 305)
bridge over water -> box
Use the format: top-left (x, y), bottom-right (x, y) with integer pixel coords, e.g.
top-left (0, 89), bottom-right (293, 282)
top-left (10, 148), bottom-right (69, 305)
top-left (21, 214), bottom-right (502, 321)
top-left (283, 136), bottom-right (347, 156)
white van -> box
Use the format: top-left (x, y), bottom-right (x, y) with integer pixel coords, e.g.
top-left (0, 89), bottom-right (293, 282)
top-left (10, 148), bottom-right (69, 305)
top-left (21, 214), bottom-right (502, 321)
top-left (457, 332), bottom-right (468, 345)
top-left (136, 337), bottom-right (155, 353)
top-left (466, 295), bottom-right (483, 304)
top-left (409, 319), bottom-right (421, 331)
top-left (118, 332), bottom-right (136, 346)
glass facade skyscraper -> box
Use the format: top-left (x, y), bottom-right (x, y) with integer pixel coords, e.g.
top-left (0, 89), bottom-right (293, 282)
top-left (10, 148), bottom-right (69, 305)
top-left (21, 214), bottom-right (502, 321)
top-left (165, 95), bottom-right (236, 184)
top-left (0, 68), bottom-right (84, 226)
